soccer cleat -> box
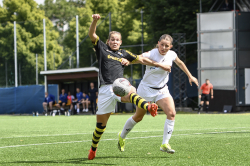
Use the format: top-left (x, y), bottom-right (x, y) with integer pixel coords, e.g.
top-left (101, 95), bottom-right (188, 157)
top-left (160, 144), bottom-right (175, 154)
top-left (147, 103), bottom-right (158, 117)
top-left (118, 131), bottom-right (125, 152)
top-left (88, 148), bottom-right (96, 160)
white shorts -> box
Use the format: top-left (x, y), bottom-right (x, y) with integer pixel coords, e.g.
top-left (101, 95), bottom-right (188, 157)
top-left (96, 84), bottom-right (121, 115)
top-left (137, 84), bottom-right (171, 103)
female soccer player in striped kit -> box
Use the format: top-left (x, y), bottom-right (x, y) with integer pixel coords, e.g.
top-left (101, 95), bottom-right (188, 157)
top-left (118, 34), bottom-right (199, 153)
top-left (88, 14), bottom-right (170, 160)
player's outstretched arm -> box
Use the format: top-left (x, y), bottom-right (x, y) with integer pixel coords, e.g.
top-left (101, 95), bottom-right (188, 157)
top-left (131, 55), bottom-right (171, 72)
top-left (174, 57), bottom-right (199, 86)
top-left (88, 14), bottom-right (101, 43)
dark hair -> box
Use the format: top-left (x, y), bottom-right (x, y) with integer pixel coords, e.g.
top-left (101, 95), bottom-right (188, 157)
top-left (206, 79), bottom-right (209, 81)
top-left (155, 34), bottom-right (173, 48)
top-left (106, 31), bottom-right (122, 45)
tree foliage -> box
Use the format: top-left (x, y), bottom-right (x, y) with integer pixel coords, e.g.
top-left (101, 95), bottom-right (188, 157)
top-left (0, 0), bottom-right (63, 86)
top-left (0, 0), bottom-right (214, 86)
top-left (133, 0), bottom-right (213, 63)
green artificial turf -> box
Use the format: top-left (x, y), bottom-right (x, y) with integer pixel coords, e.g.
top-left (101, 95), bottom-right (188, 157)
top-left (0, 113), bottom-right (250, 166)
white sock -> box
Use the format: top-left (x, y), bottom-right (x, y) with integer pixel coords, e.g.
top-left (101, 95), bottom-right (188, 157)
top-left (60, 108), bottom-right (64, 110)
top-left (77, 109), bottom-right (79, 113)
top-left (162, 119), bottom-right (175, 145)
top-left (120, 117), bottom-right (137, 139)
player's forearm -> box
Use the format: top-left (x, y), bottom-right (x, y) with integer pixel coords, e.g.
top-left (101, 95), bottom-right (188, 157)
top-left (138, 56), bottom-right (160, 66)
top-left (211, 89), bottom-right (213, 96)
top-left (88, 20), bottom-right (98, 41)
top-left (199, 89), bottom-right (202, 95)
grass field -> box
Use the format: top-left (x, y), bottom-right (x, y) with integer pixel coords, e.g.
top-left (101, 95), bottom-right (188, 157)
top-left (0, 113), bottom-right (250, 166)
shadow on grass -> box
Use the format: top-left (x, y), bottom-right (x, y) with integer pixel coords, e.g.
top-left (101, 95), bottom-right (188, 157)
top-left (1, 156), bottom-right (170, 165)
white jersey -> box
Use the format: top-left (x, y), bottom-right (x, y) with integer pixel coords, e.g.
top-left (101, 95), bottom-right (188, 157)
top-left (140, 48), bottom-right (177, 88)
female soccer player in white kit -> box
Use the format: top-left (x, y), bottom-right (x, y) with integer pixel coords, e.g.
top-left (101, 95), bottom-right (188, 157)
top-left (118, 34), bottom-right (199, 153)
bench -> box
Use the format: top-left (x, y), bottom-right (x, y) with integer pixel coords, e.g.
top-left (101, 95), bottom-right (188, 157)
top-left (48, 100), bottom-right (71, 116)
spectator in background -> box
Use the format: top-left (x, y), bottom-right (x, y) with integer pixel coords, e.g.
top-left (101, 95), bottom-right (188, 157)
top-left (42, 92), bottom-right (55, 115)
top-left (199, 79), bottom-right (214, 113)
top-left (74, 88), bottom-right (83, 114)
top-left (67, 91), bottom-right (75, 114)
top-left (81, 92), bottom-right (90, 112)
top-left (88, 82), bottom-right (98, 114)
top-left (56, 88), bottom-right (67, 113)
top-left (220, 0), bottom-right (233, 11)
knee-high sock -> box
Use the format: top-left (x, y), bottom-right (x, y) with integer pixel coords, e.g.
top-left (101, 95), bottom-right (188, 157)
top-left (205, 105), bottom-right (209, 111)
top-left (130, 93), bottom-right (149, 111)
top-left (162, 119), bottom-right (175, 145)
top-left (120, 116), bottom-right (137, 139)
top-left (91, 123), bottom-right (106, 151)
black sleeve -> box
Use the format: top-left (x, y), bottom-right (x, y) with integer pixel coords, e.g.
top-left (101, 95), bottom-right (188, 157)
top-left (93, 36), bottom-right (107, 60)
top-left (121, 49), bottom-right (139, 63)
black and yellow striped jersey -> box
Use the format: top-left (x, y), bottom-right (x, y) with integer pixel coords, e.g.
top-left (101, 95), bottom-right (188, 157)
top-left (93, 36), bottom-right (139, 86)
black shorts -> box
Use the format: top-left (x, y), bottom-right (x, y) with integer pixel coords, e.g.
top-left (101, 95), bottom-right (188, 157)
top-left (201, 94), bottom-right (210, 101)
top-left (59, 102), bottom-right (66, 106)
top-left (72, 101), bottom-right (82, 105)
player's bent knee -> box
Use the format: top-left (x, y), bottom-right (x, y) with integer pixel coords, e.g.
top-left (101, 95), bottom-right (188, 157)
top-left (168, 111), bottom-right (176, 118)
top-left (121, 86), bottom-right (136, 103)
top-left (129, 86), bottom-right (136, 93)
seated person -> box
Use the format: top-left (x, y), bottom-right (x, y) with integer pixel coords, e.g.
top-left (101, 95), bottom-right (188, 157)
top-left (42, 92), bottom-right (55, 115)
top-left (73, 88), bottom-right (83, 114)
top-left (81, 91), bottom-right (90, 112)
top-left (67, 91), bottom-right (75, 114)
top-left (56, 88), bottom-right (67, 113)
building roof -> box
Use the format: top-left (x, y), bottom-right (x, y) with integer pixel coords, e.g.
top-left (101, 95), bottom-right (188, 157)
top-left (40, 67), bottom-right (99, 75)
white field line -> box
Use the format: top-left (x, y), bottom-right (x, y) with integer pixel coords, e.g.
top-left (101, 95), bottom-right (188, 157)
top-left (0, 130), bottom-right (249, 149)
top-left (0, 127), bottom-right (248, 139)
top-left (0, 127), bottom-right (250, 139)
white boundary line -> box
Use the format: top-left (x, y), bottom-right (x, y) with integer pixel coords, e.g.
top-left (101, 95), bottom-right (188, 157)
top-left (0, 127), bottom-right (248, 139)
top-left (0, 130), bottom-right (249, 149)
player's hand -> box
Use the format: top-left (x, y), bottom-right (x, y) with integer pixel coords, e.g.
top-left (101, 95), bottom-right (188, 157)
top-left (92, 14), bottom-right (101, 21)
top-left (121, 58), bottom-right (130, 66)
top-left (199, 95), bottom-right (201, 99)
top-left (189, 76), bottom-right (199, 87)
top-left (158, 64), bottom-right (171, 72)
top-left (211, 96), bottom-right (214, 99)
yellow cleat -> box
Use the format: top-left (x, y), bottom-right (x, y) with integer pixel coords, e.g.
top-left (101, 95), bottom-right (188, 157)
top-left (118, 131), bottom-right (125, 152)
top-left (160, 144), bottom-right (175, 154)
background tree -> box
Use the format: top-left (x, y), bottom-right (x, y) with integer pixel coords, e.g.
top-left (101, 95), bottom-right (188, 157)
top-left (0, 0), bottom-right (63, 86)
top-left (133, 0), bottom-right (213, 63)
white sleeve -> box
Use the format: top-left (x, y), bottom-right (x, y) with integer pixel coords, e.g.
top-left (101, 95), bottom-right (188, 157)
top-left (172, 51), bottom-right (177, 61)
top-left (142, 50), bottom-right (151, 58)
top-left (71, 95), bottom-right (75, 100)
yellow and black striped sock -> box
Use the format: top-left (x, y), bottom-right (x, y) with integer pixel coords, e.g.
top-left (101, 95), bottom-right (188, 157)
top-left (130, 93), bottom-right (149, 111)
top-left (91, 123), bottom-right (106, 151)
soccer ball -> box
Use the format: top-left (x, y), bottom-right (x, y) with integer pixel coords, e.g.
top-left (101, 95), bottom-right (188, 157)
top-left (112, 78), bottom-right (131, 97)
